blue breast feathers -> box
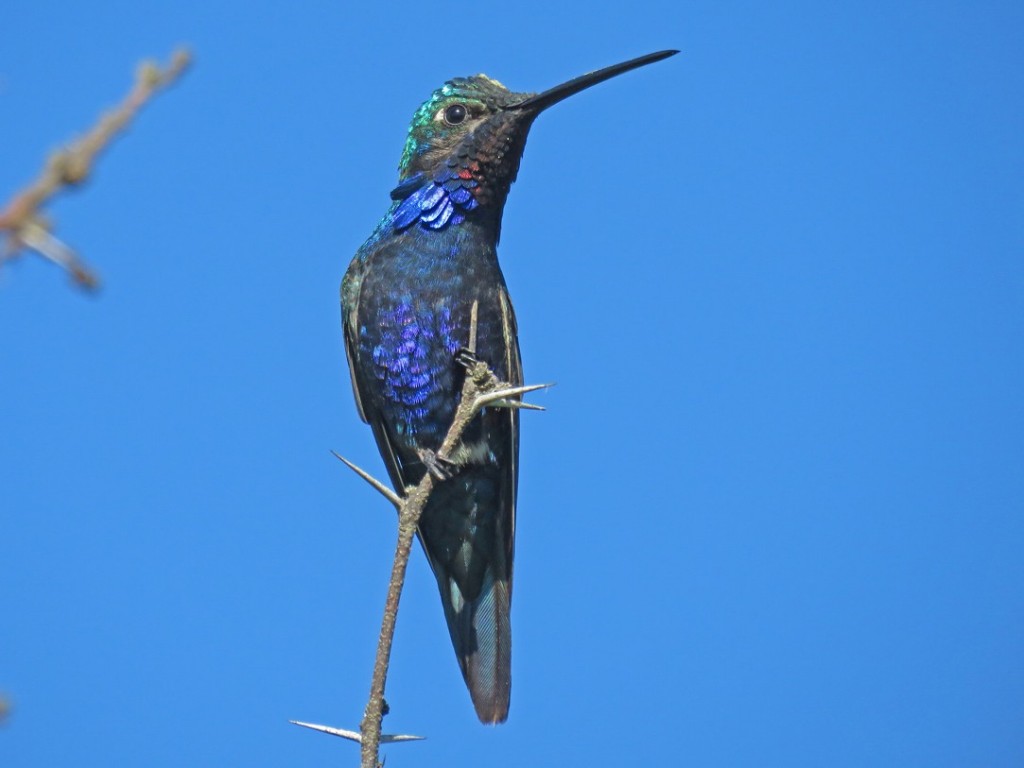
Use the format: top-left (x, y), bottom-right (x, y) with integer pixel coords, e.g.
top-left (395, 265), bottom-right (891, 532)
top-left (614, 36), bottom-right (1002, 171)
top-left (366, 302), bottom-right (461, 437)
top-left (390, 171), bottom-right (479, 231)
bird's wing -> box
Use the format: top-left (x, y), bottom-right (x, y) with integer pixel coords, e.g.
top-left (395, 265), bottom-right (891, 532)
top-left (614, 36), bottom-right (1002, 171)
top-left (341, 259), bottom-right (409, 493)
top-left (496, 284), bottom-right (522, 569)
top-left (438, 284), bottom-right (521, 723)
top-left (341, 264), bottom-right (369, 425)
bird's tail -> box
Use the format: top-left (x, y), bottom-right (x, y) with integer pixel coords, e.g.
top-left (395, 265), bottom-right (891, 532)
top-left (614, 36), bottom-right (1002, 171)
top-left (439, 568), bottom-right (511, 724)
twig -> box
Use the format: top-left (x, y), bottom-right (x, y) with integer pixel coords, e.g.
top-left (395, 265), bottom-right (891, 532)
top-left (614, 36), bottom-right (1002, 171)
top-left (358, 313), bottom-right (550, 767)
top-left (0, 47), bottom-right (191, 289)
top-left (296, 302), bottom-right (552, 767)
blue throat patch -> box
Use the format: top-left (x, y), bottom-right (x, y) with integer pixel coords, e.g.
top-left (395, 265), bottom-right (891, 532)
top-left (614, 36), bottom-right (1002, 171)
top-left (390, 171), bottom-right (479, 231)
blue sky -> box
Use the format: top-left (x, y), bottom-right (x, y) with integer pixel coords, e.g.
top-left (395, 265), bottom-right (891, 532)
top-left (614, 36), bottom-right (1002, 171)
top-left (2, 2), bottom-right (1022, 766)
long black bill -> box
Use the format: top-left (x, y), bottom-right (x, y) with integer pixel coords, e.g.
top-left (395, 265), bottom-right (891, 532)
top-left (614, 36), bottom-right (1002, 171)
top-left (510, 49), bottom-right (678, 113)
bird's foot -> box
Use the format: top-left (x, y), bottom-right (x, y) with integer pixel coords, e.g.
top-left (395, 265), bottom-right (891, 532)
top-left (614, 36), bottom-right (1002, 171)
top-left (456, 347), bottom-right (502, 392)
top-left (455, 347), bottom-right (483, 369)
top-left (418, 448), bottom-right (460, 481)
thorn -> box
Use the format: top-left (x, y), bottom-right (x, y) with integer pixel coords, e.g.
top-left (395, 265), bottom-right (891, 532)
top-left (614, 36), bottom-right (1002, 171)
top-left (17, 219), bottom-right (99, 290)
top-left (474, 382), bottom-right (554, 409)
top-left (290, 720), bottom-right (361, 742)
top-left (489, 399), bottom-right (546, 411)
top-left (289, 720), bottom-right (425, 743)
top-left (331, 451), bottom-right (403, 509)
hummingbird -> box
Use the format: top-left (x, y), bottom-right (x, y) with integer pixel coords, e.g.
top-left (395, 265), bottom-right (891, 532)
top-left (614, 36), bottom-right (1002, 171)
top-left (341, 50), bottom-right (677, 723)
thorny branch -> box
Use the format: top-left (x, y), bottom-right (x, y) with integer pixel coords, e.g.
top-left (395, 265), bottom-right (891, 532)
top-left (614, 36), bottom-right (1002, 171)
top-left (292, 301), bottom-right (551, 768)
top-left (0, 48), bottom-right (191, 290)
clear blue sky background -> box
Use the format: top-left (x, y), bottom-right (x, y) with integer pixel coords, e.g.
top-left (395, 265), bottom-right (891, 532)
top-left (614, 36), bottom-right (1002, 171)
top-left (2, 2), bottom-right (1022, 766)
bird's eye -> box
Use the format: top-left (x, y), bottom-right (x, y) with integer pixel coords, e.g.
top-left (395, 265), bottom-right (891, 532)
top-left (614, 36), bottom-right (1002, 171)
top-left (443, 103), bottom-right (468, 125)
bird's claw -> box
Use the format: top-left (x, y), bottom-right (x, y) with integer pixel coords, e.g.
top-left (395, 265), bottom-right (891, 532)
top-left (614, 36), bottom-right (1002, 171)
top-left (455, 347), bottom-right (482, 370)
top-left (419, 449), bottom-right (459, 481)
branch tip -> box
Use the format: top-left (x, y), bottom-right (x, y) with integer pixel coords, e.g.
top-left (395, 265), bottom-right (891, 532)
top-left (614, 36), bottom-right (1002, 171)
top-left (0, 45), bottom-right (191, 289)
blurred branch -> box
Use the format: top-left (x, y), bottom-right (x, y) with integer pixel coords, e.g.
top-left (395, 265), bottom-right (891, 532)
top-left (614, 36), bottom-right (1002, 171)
top-left (0, 693), bottom-right (10, 724)
top-left (292, 302), bottom-right (551, 768)
top-left (0, 47), bottom-right (192, 290)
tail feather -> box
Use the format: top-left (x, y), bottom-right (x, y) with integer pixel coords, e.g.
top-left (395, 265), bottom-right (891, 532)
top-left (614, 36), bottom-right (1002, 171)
top-left (441, 569), bottom-right (511, 723)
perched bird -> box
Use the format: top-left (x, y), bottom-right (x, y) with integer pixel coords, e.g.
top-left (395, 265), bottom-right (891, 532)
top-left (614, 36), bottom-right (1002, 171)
top-left (341, 50), bottom-right (677, 723)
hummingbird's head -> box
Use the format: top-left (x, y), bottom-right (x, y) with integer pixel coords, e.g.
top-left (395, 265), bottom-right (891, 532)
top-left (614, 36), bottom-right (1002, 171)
top-left (391, 51), bottom-right (679, 228)
top-left (398, 75), bottom-right (534, 186)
